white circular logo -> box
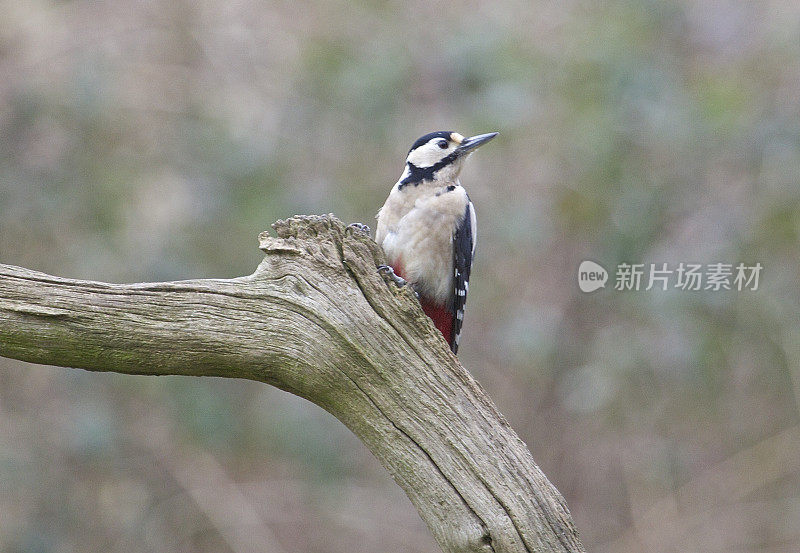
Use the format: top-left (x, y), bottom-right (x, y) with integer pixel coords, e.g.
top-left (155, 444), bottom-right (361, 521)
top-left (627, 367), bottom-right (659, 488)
top-left (578, 260), bottom-right (608, 293)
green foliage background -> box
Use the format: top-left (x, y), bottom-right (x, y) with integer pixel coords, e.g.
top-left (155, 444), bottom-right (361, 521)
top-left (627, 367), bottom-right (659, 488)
top-left (1, 1), bottom-right (799, 552)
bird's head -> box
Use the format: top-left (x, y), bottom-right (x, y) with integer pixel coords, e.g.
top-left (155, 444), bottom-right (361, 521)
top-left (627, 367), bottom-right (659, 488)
top-left (398, 131), bottom-right (498, 188)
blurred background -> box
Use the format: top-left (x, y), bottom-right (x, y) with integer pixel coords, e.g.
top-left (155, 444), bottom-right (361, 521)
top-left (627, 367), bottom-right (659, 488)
top-left (1, 0), bottom-right (799, 551)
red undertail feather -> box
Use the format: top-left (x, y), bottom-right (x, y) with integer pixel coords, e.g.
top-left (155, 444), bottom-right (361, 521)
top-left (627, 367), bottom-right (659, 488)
top-left (391, 262), bottom-right (455, 348)
top-left (419, 299), bottom-right (454, 346)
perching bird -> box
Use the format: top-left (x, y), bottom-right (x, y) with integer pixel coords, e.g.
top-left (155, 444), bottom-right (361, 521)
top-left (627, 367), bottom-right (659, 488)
top-left (375, 131), bottom-right (497, 354)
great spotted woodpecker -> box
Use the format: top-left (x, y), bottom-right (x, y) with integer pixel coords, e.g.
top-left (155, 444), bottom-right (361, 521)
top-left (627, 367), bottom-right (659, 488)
top-left (375, 131), bottom-right (497, 354)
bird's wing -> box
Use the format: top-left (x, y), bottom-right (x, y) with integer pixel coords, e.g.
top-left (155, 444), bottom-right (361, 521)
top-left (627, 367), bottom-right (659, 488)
top-left (451, 200), bottom-right (476, 353)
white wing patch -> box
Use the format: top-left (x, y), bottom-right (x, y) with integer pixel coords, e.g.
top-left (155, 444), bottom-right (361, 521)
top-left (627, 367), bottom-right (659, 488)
top-left (469, 201), bottom-right (477, 256)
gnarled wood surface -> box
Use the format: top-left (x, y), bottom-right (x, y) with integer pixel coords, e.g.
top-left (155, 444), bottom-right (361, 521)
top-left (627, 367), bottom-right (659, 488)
top-left (0, 214), bottom-right (585, 553)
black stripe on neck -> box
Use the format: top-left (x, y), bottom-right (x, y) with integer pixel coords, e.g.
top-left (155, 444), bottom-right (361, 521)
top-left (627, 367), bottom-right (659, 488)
top-left (398, 152), bottom-right (459, 190)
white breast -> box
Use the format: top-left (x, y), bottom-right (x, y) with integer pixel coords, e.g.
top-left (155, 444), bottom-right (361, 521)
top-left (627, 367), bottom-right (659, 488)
top-left (377, 184), bottom-right (470, 305)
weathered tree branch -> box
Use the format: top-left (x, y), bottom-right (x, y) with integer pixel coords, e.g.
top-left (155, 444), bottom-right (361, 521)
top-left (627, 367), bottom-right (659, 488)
top-left (0, 214), bottom-right (585, 553)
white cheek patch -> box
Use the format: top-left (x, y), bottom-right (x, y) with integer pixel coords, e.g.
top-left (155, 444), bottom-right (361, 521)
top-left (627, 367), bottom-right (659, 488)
top-left (406, 140), bottom-right (456, 168)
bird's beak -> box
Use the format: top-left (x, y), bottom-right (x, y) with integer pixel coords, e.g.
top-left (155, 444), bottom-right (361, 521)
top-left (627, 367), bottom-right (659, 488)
top-left (454, 132), bottom-right (499, 155)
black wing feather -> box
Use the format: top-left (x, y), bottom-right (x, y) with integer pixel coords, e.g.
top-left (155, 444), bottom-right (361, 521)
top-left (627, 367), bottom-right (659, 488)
top-left (451, 201), bottom-right (474, 354)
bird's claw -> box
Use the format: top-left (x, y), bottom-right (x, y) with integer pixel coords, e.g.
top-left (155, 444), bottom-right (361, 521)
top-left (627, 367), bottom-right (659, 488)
top-left (347, 222), bottom-right (371, 235)
top-left (378, 265), bottom-right (408, 288)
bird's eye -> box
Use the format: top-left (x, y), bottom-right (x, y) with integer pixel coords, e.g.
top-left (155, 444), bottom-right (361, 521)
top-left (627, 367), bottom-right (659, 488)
top-left (438, 140), bottom-right (448, 149)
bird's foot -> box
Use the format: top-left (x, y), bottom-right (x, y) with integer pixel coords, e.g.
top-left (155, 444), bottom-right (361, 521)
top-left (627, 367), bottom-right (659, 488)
top-left (347, 222), bottom-right (371, 235)
top-left (378, 265), bottom-right (419, 298)
top-left (378, 265), bottom-right (408, 287)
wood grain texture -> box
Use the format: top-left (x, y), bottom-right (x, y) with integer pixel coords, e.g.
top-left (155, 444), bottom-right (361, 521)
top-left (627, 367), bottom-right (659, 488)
top-left (0, 214), bottom-right (585, 553)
